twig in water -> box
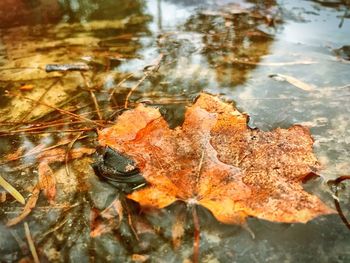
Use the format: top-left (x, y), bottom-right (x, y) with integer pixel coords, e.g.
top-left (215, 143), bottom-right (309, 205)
top-left (109, 73), bottom-right (134, 102)
top-left (5, 91), bottom-right (104, 127)
top-left (16, 77), bottom-right (62, 126)
top-left (0, 135), bottom-right (88, 165)
top-left (65, 132), bottom-right (84, 177)
top-left (45, 63), bottom-right (89, 72)
top-left (124, 54), bottom-right (164, 109)
top-left (24, 222), bottom-right (40, 263)
top-left (124, 75), bottom-right (148, 109)
top-left (80, 72), bottom-right (103, 120)
top-left (90, 90), bottom-right (102, 120)
top-left (329, 175), bottom-right (350, 230)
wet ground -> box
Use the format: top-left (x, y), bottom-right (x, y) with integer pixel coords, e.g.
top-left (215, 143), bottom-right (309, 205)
top-left (0, 0), bottom-right (350, 262)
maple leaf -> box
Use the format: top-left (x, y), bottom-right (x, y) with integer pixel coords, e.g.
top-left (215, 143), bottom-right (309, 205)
top-left (98, 93), bottom-right (334, 224)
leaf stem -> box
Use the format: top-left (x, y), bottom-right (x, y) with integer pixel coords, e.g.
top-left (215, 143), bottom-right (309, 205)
top-left (192, 206), bottom-right (200, 263)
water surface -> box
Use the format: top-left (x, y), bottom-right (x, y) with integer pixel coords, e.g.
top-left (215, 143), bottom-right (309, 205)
top-left (0, 0), bottom-right (349, 262)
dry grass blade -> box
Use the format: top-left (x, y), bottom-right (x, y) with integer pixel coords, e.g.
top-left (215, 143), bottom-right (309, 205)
top-left (24, 222), bottom-right (40, 263)
top-left (269, 74), bottom-right (315, 91)
top-left (0, 175), bottom-right (25, 204)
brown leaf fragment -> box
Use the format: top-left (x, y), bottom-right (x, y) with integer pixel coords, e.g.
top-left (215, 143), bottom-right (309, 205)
top-left (98, 93), bottom-right (334, 225)
top-left (7, 185), bottom-right (40, 226)
top-left (38, 162), bottom-right (56, 204)
top-left (90, 198), bottom-right (123, 237)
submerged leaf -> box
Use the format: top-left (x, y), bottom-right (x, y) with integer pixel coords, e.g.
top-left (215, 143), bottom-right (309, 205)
top-left (98, 93), bottom-right (334, 225)
top-left (90, 198), bottom-right (123, 237)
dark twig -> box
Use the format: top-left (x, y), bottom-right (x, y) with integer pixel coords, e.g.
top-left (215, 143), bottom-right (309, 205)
top-left (45, 63), bottom-right (89, 72)
top-left (329, 175), bottom-right (350, 230)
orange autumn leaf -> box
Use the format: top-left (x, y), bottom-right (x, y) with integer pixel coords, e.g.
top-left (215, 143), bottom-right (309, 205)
top-left (98, 93), bottom-right (334, 225)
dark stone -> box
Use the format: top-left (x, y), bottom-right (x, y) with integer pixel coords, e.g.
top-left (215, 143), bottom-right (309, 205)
top-left (92, 147), bottom-right (146, 193)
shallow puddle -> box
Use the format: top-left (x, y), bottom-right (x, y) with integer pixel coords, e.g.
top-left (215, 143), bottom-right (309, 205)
top-left (0, 0), bottom-right (350, 262)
